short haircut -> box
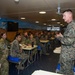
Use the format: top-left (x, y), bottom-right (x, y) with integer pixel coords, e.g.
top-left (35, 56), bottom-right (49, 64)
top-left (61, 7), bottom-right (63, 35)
top-left (14, 33), bottom-right (21, 39)
top-left (63, 9), bottom-right (72, 13)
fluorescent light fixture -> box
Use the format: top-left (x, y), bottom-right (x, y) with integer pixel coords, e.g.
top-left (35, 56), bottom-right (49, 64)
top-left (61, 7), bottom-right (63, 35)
top-left (39, 11), bottom-right (46, 14)
top-left (35, 21), bottom-right (39, 23)
top-left (43, 23), bottom-right (46, 25)
top-left (51, 19), bottom-right (56, 21)
top-left (21, 17), bottom-right (25, 19)
top-left (48, 24), bottom-right (51, 26)
top-left (57, 22), bottom-right (60, 24)
top-left (60, 24), bottom-right (63, 25)
top-left (60, 24), bottom-right (64, 26)
top-left (14, 0), bottom-right (19, 2)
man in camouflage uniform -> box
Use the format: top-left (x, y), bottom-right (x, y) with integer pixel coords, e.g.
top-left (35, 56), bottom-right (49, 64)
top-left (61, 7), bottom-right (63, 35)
top-left (56, 9), bottom-right (75, 75)
top-left (0, 32), bottom-right (10, 75)
top-left (28, 34), bottom-right (37, 61)
top-left (21, 31), bottom-right (30, 45)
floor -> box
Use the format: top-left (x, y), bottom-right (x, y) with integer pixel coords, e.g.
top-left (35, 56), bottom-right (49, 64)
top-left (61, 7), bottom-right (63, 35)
top-left (9, 51), bottom-right (60, 75)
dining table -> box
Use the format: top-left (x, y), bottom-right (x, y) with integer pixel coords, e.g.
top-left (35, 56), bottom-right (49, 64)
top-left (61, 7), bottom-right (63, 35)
top-left (32, 70), bottom-right (63, 75)
top-left (19, 44), bottom-right (37, 64)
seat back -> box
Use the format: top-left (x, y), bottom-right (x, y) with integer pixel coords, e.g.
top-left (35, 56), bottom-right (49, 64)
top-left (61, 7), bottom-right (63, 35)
top-left (7, 55), bottom-right (21, 63)
top-left (37, 45), bottom-right (42, 50)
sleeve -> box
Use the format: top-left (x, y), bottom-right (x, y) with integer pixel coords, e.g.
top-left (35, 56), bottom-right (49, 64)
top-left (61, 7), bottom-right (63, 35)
top-left (61, 23), bottom-right (75, 45)
top-left (0, 42), bottom-right (5, 50)
top-left (10, 40), bottom-right (20, 54)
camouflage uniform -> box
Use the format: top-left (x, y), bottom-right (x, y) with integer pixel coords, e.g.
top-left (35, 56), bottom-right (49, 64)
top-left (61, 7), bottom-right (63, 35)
top-left (21, 35), bottom-right (30, 45)
top-left (59, 21), bottom-right (75, 75)
top-left (10, 39), bottom-right (29, 67)
top-left (28, 38), bottom-right (36, 45)
top-left (40, 34), bottom-right (49, 55)
top-left (0, 38), bottom-right (9, 75)
top-left (28, 38), bottom-right (37, 61)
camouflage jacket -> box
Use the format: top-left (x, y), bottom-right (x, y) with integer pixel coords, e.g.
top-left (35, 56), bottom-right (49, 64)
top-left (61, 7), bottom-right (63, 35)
top-left (10, 39), bottom-right (20, 57)
top-left (0, 38), bottom-right (9, 63)
top-left (59, 21), bottom-right (75, 61)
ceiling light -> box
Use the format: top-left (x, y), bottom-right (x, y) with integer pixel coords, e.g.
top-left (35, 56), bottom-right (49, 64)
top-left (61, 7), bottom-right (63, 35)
top-left (35, 21), bottom-right (39, 23)
top-left (60, 24), bottom-right (64, 26)
top-left (48, 25), bottom-right (51, 26)
top-left (21, 17), bottom-right (25, 19)
top-left (60, 24), bottom-right (63, 25)
top-left (43, 23), bottom-right (46, 25)
top-left (39, 11), bottom-right (46, 14)
top-left (57, 22), bottom-right (60, 24)
top-left (14, 0), bottom-right (19, 3)
top-left (51, 19), bottom-right (56, 21)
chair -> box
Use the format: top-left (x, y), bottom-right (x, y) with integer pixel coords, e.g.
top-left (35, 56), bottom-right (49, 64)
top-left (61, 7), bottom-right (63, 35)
top-left (31, 49), bottom-right (37, 63)
top-left (37, 45), bottom-right (42, 58)
top-left (7, 55), bottom-right (21, 75)
top-left (56, 63), bottom-right (60, 73)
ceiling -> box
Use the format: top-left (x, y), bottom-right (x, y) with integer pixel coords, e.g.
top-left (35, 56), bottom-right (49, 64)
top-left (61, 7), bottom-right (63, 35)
top-left (0, 0), bottom-right (75, 26)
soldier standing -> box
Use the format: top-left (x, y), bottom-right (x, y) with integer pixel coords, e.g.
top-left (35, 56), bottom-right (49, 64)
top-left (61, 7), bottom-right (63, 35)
top-left (0, 32), bottom-right (10, 75)
top-left (55, 9), bottom-right (75, 75)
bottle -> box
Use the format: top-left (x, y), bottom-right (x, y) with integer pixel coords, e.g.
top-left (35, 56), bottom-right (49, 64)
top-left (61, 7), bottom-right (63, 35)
top-left (32, 42), bottom-right (34, 47)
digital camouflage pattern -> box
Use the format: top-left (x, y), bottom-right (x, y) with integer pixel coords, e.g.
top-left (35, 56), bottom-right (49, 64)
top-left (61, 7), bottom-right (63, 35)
top-left (0, 38), bottom-right (9, 75)
top-left (10, 39), bottom-right (29, 68)
top-left (21, 35), bottom-right (30, 45)
top-left (59, 21), bottom-right (75, 75)
top-left (28, 38), bottom-right (36, 45)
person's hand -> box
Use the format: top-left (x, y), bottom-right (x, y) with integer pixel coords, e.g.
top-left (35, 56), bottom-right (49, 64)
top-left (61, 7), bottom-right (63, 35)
top-left (55, 33), bottom-right (63, 38)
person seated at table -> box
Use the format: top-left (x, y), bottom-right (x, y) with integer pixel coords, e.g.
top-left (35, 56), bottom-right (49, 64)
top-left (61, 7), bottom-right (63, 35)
top-left (0, 32), bottom-right (10, 75)
top-left (40, 31), bottom-right (45, 40)
top-left (21, 31), bottom-right (29, 45)
top-left (39, 32), bottom-right (49, 55)
top-left (47, 32), bottom-right (51, 40)
top-left (34, 32), bottom-right (42, 57)
top-left (28, 33), bottom-right (37, 61)
top-left (40, 31), bottom-right (48, 40)
top-left (34, 32), bottom-right (40, 45)
top-left (10, 33), bottom-right (29, 69)
top-left (28, 33), bottom-right (36, 45)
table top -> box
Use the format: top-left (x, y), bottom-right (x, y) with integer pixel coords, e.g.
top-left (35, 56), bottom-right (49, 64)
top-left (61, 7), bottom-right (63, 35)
top-left (50, 37), bottom-right (55, 40)
top-left (53, 47), bottom-right (61, 54)
top-left (20, 44), bottom-right (37, 50)
top-left (40, 40), bottom-right (49, 43)
top-left (32, 70), bottom-right (63, 75)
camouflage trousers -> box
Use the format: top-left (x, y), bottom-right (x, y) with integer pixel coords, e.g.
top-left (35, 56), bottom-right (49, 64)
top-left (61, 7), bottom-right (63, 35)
top-left (0, 59), bottom-right (9, 75)
top-left (59, 57), bottom-right (74, 75)
top-left (17, 53), bottom-right (29, 65)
